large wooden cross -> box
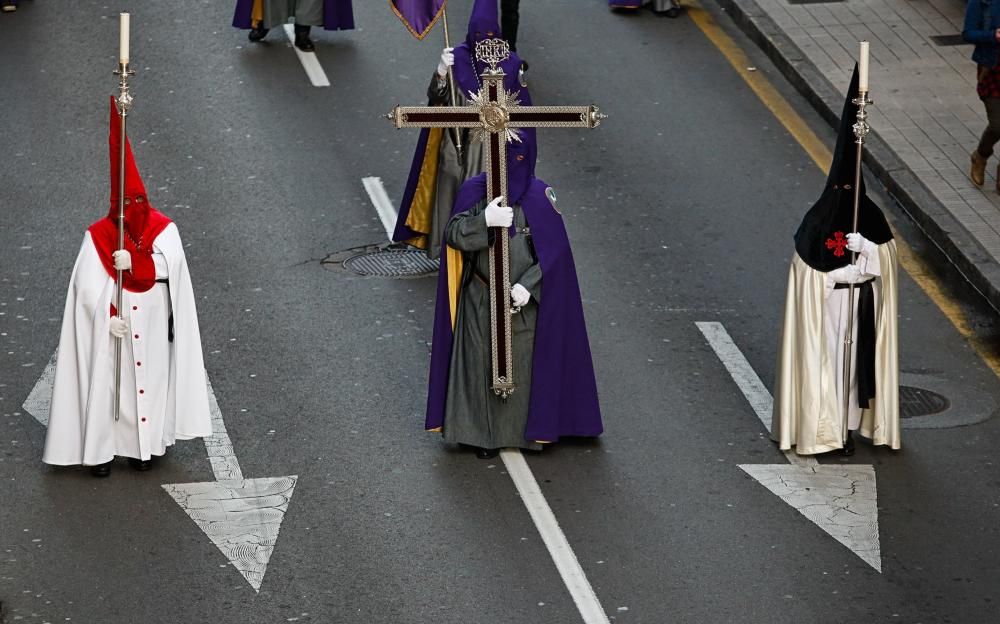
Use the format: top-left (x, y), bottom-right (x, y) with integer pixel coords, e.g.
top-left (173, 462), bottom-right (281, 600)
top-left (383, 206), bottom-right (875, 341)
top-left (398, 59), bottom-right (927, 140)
top-left (386, 38), bottom-right (605, 400)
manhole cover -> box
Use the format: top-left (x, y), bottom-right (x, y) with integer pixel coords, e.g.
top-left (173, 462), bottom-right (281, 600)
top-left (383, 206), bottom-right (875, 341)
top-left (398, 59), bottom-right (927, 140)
top-left (899, 385), bottom-right (950, 418)
top-left (342, 248), bottom-right (439, 278)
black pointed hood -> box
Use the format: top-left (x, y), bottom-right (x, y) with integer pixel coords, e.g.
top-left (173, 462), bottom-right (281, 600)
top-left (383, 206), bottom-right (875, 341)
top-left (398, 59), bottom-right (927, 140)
top-left (794, 64), bottom-right (892, 272)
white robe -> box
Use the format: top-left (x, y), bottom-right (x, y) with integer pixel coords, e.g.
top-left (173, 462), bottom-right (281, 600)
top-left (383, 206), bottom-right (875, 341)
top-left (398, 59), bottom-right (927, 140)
top-left (771, 241), bottom-right (900, 455)
top-left (43, 223), bottom-right (212, 465)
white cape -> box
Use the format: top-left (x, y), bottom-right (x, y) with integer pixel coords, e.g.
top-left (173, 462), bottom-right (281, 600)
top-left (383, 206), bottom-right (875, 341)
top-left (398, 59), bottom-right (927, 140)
top-left (43, 223), bottom-right (212, 465)
top-left (771, 241), bottom-right (900, 455)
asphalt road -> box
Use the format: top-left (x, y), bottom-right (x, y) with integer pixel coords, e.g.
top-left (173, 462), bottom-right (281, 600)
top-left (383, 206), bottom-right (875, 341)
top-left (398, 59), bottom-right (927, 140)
top-left (2, 1), bottom-right (1000, 623)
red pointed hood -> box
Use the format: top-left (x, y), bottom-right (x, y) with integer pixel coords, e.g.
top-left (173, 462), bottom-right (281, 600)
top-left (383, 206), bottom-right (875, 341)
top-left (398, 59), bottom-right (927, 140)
top-left (107, 96), bottom-right (152, 238)
top-left (89, 97), bottom-right (171, 295)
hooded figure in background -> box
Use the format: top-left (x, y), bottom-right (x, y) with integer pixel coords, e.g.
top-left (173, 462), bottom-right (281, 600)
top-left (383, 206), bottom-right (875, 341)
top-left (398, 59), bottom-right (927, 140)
top-left (43, 99), bottom-right (212, 477)
top-left (425, 128), bottom-right (603, 458)
top-left (232, 0), bottom-right (354, 51)
top-left (393, 0), bottom-right (533, 259)
top-left (772, 66), bottom-right (900, 456)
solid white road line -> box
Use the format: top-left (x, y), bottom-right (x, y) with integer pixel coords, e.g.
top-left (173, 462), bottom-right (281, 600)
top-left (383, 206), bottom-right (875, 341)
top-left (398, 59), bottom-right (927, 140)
top-left (282, 24), bottom-right (331, 87)
top-left (695, 321), bottom-right (817, 467)
top-left (501, 449), bottom-right (611, 624)
top-left (362, 176), bottom-right (398, 241)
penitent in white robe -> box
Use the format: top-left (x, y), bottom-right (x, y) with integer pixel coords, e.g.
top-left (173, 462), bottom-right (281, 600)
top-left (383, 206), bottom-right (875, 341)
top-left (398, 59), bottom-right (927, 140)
top-left (43, 223), bottom-right (212, 465)
top-left (771, 240), bottom-right (900, 455)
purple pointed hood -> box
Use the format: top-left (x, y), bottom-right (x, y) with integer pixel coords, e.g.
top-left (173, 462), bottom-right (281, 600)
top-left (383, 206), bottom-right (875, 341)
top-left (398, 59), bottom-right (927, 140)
top-left (507, 127), bottom-right (537, 206)
top-left (466, 0), bottom-right (500, 47)
top-left (452, 0), bottom-right (531, 105)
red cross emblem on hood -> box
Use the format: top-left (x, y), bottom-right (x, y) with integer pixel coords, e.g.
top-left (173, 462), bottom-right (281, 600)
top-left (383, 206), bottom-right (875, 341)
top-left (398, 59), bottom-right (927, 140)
top-left (825, 231), bottom-right (848, 257)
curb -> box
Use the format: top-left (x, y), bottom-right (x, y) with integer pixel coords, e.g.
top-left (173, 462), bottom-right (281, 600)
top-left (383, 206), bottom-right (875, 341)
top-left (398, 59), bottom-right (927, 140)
top-left (710, 0), bottom-right (1000, 314)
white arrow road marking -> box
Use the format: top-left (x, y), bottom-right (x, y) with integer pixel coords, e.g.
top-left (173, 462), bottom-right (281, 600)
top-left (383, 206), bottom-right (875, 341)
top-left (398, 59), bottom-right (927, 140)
top-left (282, 24), bottom-right (330, 87)
top-left (22, 351), bottom-right (57, 427)
top-left (362, 176), bottom-right (398, 241)
top-left (695, 321), bottom-right (882, 572)
top-left (502, 450), bottom-right (610, 624)
top-left (162, 378), bottom-right (298, 592)
top-left (21, 351), bottom-right (297, 591)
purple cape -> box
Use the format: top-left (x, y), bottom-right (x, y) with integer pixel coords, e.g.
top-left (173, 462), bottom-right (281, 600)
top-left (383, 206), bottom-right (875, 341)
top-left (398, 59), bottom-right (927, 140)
top-left (393, 125), bottom-right (434, 244)
top-left (232, 0), bottom-right (355, 31)
top-left (425, 174), bottom-right (604, 442)
top-left (609, 0), bottom-right (644, 7)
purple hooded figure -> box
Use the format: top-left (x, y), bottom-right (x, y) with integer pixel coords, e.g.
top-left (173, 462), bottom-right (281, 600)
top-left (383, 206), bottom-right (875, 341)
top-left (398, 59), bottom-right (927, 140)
top-left (392, 0), bottom-right (534, 260)
top-left (233, 0), bottom-right (354, 51)
top-left (425, 128), bottom-right (603, 458)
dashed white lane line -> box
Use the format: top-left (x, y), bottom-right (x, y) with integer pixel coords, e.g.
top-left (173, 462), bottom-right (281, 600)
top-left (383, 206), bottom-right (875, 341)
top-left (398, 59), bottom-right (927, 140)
top-left (695, 321), bottom-right (817, 467)
top-left (501, 450), bottom-right (611, 624)
top-left (282, 24), bottom-right (330, 87)
top-left (362, 176), bottom-right (398, 241)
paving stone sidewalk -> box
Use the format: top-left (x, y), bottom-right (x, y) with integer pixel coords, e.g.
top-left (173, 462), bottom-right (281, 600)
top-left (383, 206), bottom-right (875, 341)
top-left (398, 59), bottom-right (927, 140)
top-left (713, 0), bottom-right (1000, 311)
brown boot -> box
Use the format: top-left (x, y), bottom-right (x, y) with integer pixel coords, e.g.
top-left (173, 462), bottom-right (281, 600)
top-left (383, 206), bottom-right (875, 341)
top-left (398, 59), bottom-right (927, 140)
top-left (995, 163), bottom-right (1000, 194)
top-left (972, 150), bottom-right (988, 186)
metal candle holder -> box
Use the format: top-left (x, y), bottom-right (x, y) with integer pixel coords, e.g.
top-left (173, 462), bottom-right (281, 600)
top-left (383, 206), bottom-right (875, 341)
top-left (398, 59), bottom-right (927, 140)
top-left (111, 61), bottom-right (135, 422)
top-left (842, 88), bottom-right (871, 442)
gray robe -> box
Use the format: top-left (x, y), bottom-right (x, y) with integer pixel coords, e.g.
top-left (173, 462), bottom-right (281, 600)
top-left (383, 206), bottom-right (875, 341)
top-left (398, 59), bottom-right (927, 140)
top-left (258, 0), bottom-right (323, 28)
top-left (424, 74), bottom-right (484, 259)
top-left (443, 201), bottom-right (542, 450)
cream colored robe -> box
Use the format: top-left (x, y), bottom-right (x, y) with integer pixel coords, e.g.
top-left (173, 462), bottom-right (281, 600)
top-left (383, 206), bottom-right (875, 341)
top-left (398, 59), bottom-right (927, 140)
top-left (771, 241), bottom-right (900, 455)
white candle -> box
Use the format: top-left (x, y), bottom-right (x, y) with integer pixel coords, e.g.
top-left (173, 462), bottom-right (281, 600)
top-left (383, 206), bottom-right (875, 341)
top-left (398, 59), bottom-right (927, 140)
top-left (858, 40), bottom-right (869, 93)
top-left (119, 12), bottom-right (130, 65)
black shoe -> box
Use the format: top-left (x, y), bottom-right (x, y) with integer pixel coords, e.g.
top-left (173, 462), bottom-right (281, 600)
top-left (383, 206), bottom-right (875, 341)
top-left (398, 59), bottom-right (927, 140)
top-left (90, 461), bottom-right (112, 478)
top-left (475, 447), bottom-right (500, 459)
top-left (294, 33), bottom-right (315, 52)
top-left (842, 431), bottom-right (855, 456)
top-left (128, 457), bottom-right (153, 471)
top-left (248, 26), bottom-right (269, 42)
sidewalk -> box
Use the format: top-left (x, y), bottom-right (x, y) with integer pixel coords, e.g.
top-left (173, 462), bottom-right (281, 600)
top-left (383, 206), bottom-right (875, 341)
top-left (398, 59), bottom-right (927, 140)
top-left (713, 0), bottom-right (1000, 311)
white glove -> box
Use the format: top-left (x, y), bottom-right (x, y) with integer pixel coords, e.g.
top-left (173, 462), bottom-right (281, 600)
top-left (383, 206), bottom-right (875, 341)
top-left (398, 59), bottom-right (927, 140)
top-left (109, 316), bottom-right (129, 339)
top-left (484, 196), bottom-right (513, 227)
top-left (828, 264), bottom-right (864, 284)
top-left (113, 249), bottom-right (132, 271)
top-left (511, 283), bottom-right (531, 307)
top-left (846, 232), bottom-right (877, 258)
top-left (436, 47), bottom-right (455, 77)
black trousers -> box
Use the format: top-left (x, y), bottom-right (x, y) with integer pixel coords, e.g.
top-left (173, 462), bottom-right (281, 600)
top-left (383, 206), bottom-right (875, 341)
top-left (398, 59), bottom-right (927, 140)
top-left (978, 97), bottom-right (1000, 158)
top-left (501, 0), bottom-right (519, 51)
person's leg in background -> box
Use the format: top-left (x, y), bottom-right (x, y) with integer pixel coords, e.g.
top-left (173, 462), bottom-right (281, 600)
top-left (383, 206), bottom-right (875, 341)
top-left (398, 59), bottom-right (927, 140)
top-left (501, 0), bottom-right (527, 81)
top-left (501, 0), bottom-right (519, 51)
top-left (974, 97), bottom-right (1000, 190)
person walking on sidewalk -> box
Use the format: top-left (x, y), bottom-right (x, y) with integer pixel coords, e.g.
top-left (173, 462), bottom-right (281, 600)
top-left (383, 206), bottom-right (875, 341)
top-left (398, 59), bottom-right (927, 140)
top-left (964, 0), bottom-right (1000, 190)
